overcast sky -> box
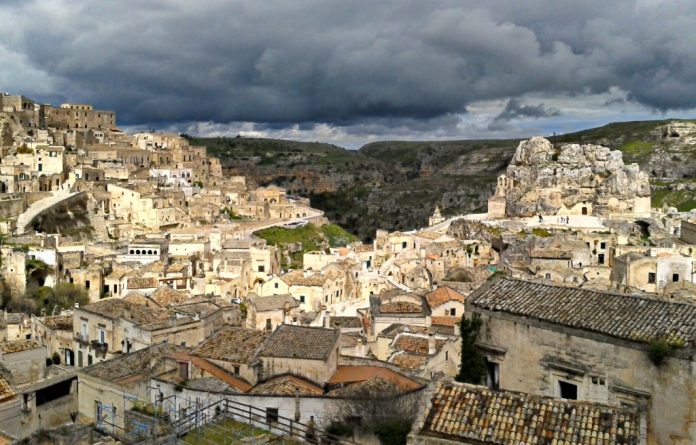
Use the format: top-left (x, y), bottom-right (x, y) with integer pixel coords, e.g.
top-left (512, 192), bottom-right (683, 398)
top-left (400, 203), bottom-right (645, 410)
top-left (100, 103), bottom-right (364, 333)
top-left (2, 0), bottom-right (696, 148)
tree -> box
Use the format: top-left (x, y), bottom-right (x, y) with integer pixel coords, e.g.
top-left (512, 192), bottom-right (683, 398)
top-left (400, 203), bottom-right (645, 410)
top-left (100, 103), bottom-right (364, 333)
top-left (456, 314), bottom-right (487, 384)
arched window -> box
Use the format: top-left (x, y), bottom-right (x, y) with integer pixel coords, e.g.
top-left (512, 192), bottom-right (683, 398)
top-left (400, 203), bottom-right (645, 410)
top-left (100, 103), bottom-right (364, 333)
top-left (136, 250), bottom-right (141, 254)
top-left (147, 250), bottom-right (153, 255)
top-left (130, 250), bottom-right (134, 254)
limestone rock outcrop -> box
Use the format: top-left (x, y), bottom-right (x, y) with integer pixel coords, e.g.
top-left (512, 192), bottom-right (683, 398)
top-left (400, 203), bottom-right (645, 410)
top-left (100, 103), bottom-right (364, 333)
top-left (498, 137), bottom-right (651, 217)
top-left (0, 113), bottom-right (27, 148)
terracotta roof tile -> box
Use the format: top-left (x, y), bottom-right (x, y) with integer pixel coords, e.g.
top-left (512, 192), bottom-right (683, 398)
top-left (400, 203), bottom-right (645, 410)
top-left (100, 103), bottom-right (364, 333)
top-left (328, 375), bottom-right (402, 398)
top-left (419, 381), bottom-right (641, 445)
top-left (258, 325), bottom-right (339, 361)
top-left (328, 365), bottom-right (423, 391)
top-left (0, 375), bottom-right (15, 403)
top-left (249, 294), bottom-right (299, 312)
top-left (280, 270), bottom-right (327, 287)
top-left (426, 287), bottom-right (465, 309)
top-left (392, 334), bottom-right (444, 355)
top-left (151, 285), bottom-right (189, 307)
top-left (470, 277), bottom-right (696, 346)
top-left (42, 315), bottom-right (73, 330)
top-left (250, 375), bottom-right (324, 396)
top-left (390, 353), bottom-right (428, 370)
top-left (192, 327), bottom-right (270, 364)
top-left (0, 340), bottom-right (40, 354)
top-left (431, 316), bottom-right (460, 327)
top-left (82, 343), bottom-right (187, 382)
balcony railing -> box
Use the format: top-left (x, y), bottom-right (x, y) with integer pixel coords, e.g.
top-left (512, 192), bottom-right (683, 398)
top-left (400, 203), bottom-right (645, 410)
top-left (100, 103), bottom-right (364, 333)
top-left (74, 333), bottom-right (89, 345)
top-left (91, 340), bottom-right (109, 356)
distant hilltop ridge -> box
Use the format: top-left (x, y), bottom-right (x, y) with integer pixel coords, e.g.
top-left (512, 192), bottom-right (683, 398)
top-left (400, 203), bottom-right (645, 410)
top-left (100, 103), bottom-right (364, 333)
top-left (488, 137), bottom-right (651, 218)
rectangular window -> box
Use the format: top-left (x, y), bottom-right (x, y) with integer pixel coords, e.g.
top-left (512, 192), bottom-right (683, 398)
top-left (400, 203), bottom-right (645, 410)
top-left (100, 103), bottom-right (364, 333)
top-left (485, 360), bottom-right (499, 390)
top-left (598, 254), bottom-right (605, 265)
top-left (300, 296), bottom-right (305, 303)
top-left (178, 362), bottom-right (188, 379)
top-left (600, 242), bottom-right (606, 249)
top-left (558, 381), bottom-right (578, 400)
top-left (99, 329), bottom-right (105, 344)
top-left (78, 350), bottom-right (83, 367)
top-left (88, 354), bottom-right (93, 366)
top-left (258, 265), bottom-right (265, 272)
top-left (274, 283), bottom-right (278, 289)
top-left (234, 366), bottom-right (240, 375)
top-left (80, 321), bottom-right (87, 337)
top-left (266, 408), bottom-right (279, 424)
top-left (450, 308), bottom-right (456, 316)
top-left (648, 273), bottom-right (656, 284)
top-left (85, 280), bottom-right (90, 289)
top-left (265, 319), bottom-right (272, 331)
top-left (673, 273), bottom-right (680, 282)
top-left (401, 242), bottom-right (407, 249)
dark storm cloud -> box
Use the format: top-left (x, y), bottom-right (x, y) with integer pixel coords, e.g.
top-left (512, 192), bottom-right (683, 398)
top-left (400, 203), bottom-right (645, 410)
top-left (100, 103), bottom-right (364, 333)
top-left (494, 99), bottom-right (561, 123)
top-left (1, 0), bottom-right (696, 130)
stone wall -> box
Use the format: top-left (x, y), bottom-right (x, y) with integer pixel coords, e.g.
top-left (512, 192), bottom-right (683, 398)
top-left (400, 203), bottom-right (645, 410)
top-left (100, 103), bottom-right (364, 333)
top-left (0, 196), bottom-right (24, 220)
top-left (471, 308), bottom-right (696, 445)
top-left (682, 221), bottom-right (696, 244)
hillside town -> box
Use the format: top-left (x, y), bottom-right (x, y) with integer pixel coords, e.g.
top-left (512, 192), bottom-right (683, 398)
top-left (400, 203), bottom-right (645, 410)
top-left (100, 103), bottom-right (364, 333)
top-left (0, 92), bottom-right (695, 444)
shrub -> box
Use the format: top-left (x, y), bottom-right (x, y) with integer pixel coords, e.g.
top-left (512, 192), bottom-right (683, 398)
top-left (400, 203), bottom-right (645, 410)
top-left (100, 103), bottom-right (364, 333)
top-left (647, 338), bottom-right (680, 366)
top-left (326, 421), bottom-right (354, 438)
top-left (373, 419), bottom-right (413, 445)
top-left (456, 315), bottom-right (487, 384)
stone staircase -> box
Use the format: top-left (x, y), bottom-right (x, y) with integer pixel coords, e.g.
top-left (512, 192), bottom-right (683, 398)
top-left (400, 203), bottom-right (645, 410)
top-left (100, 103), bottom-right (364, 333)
top-left (88, 212), bottom-right (109, 241)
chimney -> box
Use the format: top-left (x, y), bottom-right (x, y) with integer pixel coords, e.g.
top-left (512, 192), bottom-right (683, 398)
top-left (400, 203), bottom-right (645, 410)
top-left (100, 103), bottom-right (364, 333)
top-left (428, 332), bottom-right (436, 355)
top-left (323, 311), bottom-right (331, 328)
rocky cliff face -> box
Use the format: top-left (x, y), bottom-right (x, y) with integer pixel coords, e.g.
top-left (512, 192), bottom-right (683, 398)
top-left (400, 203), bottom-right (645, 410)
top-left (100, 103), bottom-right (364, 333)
top-left (0, 113), bottom-right (26, 147)
top-left (504, 137), bottom-right (651, 216)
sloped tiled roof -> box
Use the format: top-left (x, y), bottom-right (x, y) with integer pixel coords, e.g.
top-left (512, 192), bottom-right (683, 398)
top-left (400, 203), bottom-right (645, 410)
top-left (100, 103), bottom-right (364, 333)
top-left (42, 315), bottom-right (73, 330)
top-left (0, 374), bottom-right (15, 403)
top-left (418, 381), bottom-right (641, 445)
top-left (390, 353), bottom-right (428, 370)
top-left (250, 375), bottom-right (324, 396)
top-left (151, 285), bottom-right (189, 307)
top-left (469, 277), bottom-right (696, 346)
top-left (328, 365), bottom-right (423, 391)
top-left (431, 316), bottom-right (460, 327)
top-left (0, 340), bottom-right (41, 354)
top-left (127, 277), bottom-right (160, 289)
top-left (393, 334), bottom-right (444, 355)
top-left (82, 343), bottom-right (187, 382)
top-left (192, 327), bottom-right (270, 364)
top-left (250, 294), bottom-right (299, 312)
top-left (328, 375), bottom-right (401, 398)
top-left (280, 270), bottom-right (327, 287)
top-left (81, 299), bottom-right (169, 325)
top-left (426, 287), bottom-right (465, 309)
top-left (258, 325), bottom-right (339, 361)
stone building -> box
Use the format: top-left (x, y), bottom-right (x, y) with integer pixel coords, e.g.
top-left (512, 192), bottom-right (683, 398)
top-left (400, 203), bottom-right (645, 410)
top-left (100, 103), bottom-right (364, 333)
top-left (612, 250), bottom-right (694, 294)
top-left (246, 293), bottom-right (300, 331)
top-left (467, 277), bottom-right (696, 445)
top-left (368, 289), bottom-right (431, 339)
top-left (45, 103), bottom-right (116, 130)
top-left (257, 324), bottom-right (340, 384)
